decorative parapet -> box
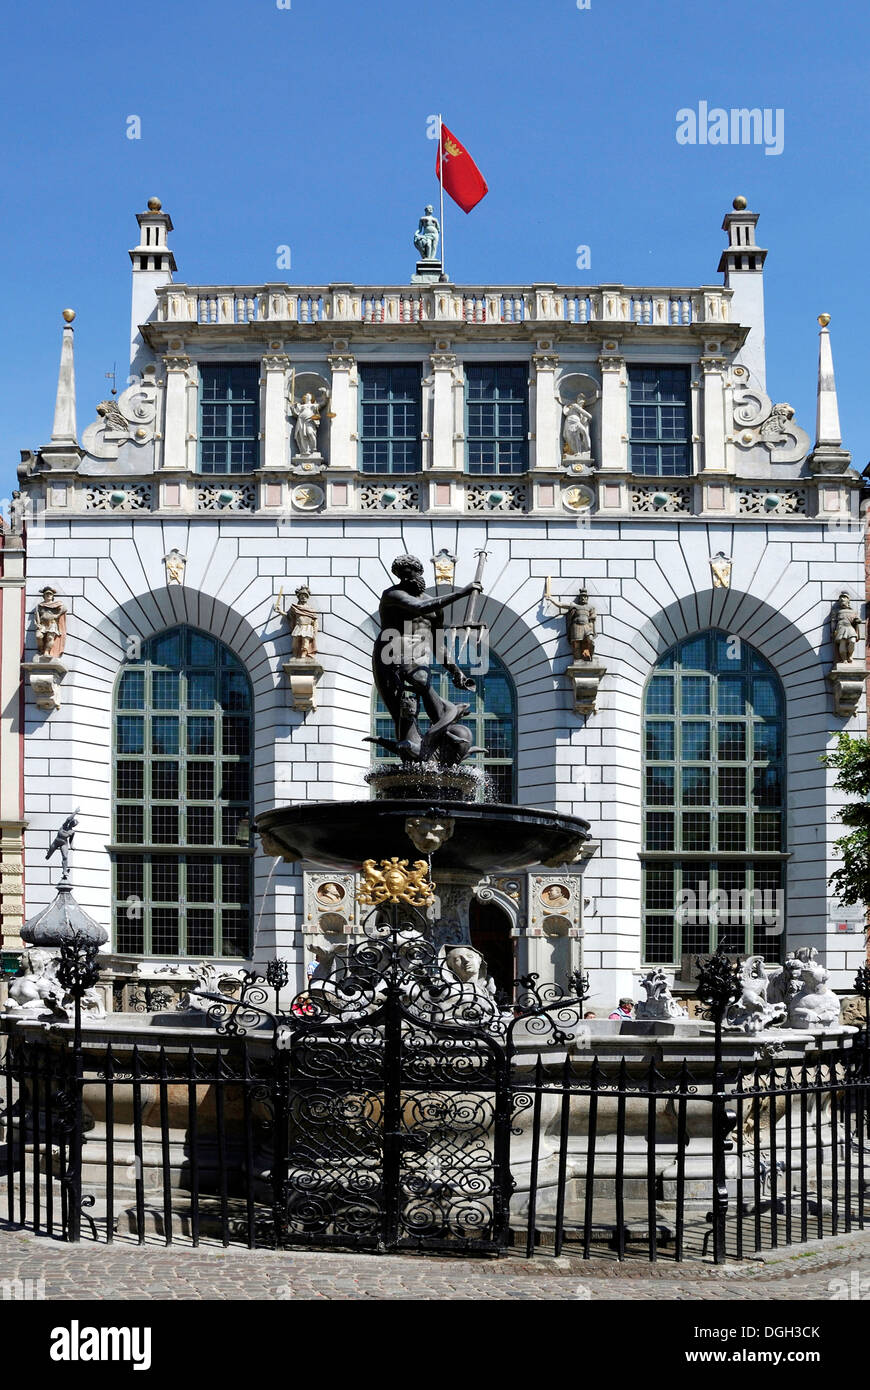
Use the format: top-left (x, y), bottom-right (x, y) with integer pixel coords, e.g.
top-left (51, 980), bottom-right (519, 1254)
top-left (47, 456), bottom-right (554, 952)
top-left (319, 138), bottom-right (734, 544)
top-left (84, 482), bottom-right (153, 512)
top-left (630, 485), bottom-right (691, 515)
top-left (152, 282), bottom-right (734, 333)
top-left (737, 486), bottom-right (808, 516)
top-left (18, 469), bottom-right (860, 524)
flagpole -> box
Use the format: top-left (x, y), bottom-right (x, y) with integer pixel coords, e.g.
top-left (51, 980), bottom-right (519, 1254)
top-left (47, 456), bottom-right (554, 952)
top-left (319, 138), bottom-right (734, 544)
top-left (439, 112), bottom-right (446, 281)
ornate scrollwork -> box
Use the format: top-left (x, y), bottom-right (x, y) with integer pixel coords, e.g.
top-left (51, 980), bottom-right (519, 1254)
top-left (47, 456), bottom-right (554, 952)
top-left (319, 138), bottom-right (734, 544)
top-left (203, 970), bottom-right (271, 1037)
top-left (55, 932), bottom-right (101, 1001)
top-left (695, 946), bottom-right (742, 1024)
top-left (508, 972), bottom-right (584, 1048)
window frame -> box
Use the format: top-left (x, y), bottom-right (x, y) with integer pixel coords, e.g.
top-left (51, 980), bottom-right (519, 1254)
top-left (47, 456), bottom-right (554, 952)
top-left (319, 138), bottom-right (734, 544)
top-left (465, 362), bottom-right (529, 476)
top-left (641, 630), bottom-right (786, 967)
top-left (358, 362), bottom-right (422, 475)
top-left (198, 362), bottom-right (261, 474)
top-left (628, 363), bottom-right (692, 477)
top-left (111, 626), bottom-right (254, 959)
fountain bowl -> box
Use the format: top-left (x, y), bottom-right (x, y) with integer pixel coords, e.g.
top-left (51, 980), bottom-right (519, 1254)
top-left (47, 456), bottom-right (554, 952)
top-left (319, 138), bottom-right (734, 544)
top-left (255, 799), bottom-right (591, 874)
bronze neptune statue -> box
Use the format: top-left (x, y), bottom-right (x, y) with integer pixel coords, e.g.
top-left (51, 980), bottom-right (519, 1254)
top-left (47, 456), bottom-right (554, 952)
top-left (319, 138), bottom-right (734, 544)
top-left (365, 554), bottom-right (483, 767)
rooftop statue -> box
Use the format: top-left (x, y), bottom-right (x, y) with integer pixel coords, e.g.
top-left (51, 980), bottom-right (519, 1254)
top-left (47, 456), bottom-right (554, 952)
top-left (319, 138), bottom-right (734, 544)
top-left (413, 205), bottom-right (440, 263)
top-left (365, 553), bottom-right (484, 767)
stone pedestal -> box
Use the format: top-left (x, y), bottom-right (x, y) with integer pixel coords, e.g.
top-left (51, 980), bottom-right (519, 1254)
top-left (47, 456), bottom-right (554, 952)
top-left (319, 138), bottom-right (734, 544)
top-left (567, 661), bottom-right (607, 716)
top-left (21, 658), bottom-right (67, 711)
top-left (828, 662), bottom-right (864, 717)
top-left (412, 260), bottom-right (445, 284)
top-left (283, 658), bottom-right (323, 713)
top-left (563, 453), bottom-right (593, 476)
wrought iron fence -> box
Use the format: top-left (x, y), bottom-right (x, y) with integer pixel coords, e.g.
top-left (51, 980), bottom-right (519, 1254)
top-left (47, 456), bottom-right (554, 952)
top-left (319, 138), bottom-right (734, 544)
top-left (1, 933), bottom-right (869, 1263)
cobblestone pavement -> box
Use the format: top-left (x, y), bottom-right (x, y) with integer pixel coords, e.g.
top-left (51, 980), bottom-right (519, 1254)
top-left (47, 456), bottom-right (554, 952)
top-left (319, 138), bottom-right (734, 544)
top-left (1, 1225), bottom-right (869, 1299)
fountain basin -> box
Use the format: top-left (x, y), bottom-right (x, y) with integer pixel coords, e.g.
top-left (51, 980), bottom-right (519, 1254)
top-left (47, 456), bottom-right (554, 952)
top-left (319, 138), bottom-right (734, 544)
top-left (255, 799), bottom-right (591, 874)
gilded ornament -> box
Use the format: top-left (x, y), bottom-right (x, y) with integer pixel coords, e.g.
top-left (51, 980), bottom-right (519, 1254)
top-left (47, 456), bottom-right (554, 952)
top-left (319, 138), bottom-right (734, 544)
top-left (358, 857), bottom-right (434, 907)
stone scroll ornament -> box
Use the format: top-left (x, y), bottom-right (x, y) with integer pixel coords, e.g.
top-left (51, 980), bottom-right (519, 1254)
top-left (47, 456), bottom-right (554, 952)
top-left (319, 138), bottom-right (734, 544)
top-left (731, 365), bottom-right (811, 463)
top-left (79, 368), bottom-right (159, 473)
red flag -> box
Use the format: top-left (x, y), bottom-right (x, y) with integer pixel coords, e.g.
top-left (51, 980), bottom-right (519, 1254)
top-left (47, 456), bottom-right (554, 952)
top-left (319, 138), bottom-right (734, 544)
top-left (436, 123), bottom-right (488, 213)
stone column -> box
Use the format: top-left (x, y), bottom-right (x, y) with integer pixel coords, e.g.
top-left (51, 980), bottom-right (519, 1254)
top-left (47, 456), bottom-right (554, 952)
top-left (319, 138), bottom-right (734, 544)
top-left (597, 346), bottom-right (627, 471)
top-left (532, 352), bottom-right (560, 470)
top-left (326, 354), bottom-right (357, 471)
top-left (261, 354), bottom-right (289, 470)
top-left (161, 355), bottom-right (191, 470)
top-left (429, 352), bottom-right (459, 470)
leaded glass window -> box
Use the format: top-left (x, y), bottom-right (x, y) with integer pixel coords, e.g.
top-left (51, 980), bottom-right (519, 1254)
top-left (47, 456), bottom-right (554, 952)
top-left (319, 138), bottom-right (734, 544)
top-left (112, 627), bottom-right (253, 958)
top-left (359, 364), bottom-right (421, 474)
top-left (372, 654), bottom-right (516, 802)
top-left (466, 364), bottom-right (528, 475)
top-left (628, 365), bottom-right (691, 476)
top-left (199, 363), bottom-right (260, 473)
top-left (642, 630), bottom-right (785, 965)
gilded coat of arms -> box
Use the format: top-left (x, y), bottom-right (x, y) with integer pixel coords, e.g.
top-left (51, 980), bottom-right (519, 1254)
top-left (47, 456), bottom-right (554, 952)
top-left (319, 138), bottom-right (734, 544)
top-left (358, 857), bottom-right (434, 907)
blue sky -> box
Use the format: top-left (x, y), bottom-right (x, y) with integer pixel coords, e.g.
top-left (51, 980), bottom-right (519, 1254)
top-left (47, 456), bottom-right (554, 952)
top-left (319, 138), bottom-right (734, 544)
top-left (1, 0), bottom-right (867, 501)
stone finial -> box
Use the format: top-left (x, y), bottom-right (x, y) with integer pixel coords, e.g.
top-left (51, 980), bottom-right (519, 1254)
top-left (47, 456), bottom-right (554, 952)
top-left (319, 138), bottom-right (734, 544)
top-left (808, 315), bottom-right (852, 475)
top-left (50, 312), bottom-right (78, 446)
top-left (815, 315), bottom-right (841, 445)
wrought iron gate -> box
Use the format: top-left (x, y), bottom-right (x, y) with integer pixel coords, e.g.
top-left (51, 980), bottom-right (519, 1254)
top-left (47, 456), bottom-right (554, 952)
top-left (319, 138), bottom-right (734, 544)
top-left (275, 991), bottom-right (510, 1252)
top-left (256, 908), bottom-right (580, 1253)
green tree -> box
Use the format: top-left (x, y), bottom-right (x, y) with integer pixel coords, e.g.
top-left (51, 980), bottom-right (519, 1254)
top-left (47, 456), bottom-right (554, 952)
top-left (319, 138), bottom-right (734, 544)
top-left (822, 732), bottom-right (870, 907)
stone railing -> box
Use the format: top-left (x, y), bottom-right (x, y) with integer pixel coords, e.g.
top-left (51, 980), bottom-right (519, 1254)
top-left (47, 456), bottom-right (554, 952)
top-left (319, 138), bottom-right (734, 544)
top-left (155, 283), bottom-right (732, 330)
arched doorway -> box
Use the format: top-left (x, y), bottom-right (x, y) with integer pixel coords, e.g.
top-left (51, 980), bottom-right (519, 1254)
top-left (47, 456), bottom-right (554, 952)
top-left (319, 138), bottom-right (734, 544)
top-left (469, 897), bottom-right (515, 998)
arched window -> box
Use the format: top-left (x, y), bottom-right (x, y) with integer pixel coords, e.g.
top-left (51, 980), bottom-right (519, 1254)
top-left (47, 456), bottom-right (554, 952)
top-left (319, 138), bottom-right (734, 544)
top-left (642, 630), bottom-right (785, 966)
top-left (372, 653), bottom-right (517, 802)
top-left (112, 626), bottom-right (253, 958)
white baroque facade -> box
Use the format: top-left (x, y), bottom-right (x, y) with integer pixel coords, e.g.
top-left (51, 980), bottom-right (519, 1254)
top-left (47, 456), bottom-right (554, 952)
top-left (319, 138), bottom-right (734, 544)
top-left (7, 195), bottom-right (866, 1007)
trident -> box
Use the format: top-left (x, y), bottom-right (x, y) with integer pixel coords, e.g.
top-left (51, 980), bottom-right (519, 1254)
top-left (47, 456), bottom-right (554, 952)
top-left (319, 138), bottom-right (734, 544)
top-left (461, 547), bottom-right (490, 632)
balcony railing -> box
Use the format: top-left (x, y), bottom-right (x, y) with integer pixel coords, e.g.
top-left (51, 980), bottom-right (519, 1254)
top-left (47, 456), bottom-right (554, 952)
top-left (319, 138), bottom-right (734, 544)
top-left (155, 283), bottom-right (731, 330)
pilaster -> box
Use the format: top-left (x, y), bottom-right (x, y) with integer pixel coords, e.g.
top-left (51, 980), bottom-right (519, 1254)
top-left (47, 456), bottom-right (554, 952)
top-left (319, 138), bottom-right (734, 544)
top-left (531, 351), bottom-right (560, 470)
top-left (597, 345), bottom-right (627, 472)
top-left (327, 353), bottom-right (357, 471)
top-left (162, 355), bottom-right (192, 470)
top-left (700, 348), bottom-right (728, 472)
top-left (429, 351), bottom-right (459, 470)
top-left (262, 354), bottom-right (290, 470)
